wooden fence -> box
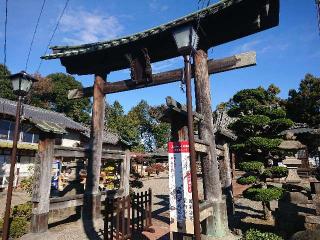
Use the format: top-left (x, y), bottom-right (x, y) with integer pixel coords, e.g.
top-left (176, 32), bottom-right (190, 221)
top-left (104, 188), bottom-right (153, 240)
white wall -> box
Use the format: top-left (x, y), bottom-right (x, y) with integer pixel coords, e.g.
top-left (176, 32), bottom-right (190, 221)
top-left (61, 131), bottom-right (81, 147)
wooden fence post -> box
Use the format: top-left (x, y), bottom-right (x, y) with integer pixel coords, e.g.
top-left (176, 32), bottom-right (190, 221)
top-left (31, 133), bottom-right (55, 233)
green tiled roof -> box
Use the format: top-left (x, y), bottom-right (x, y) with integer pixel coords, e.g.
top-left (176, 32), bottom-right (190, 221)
top-left (43, 0), bottom-right (235, 60)
top-left (42, 0), bottom-right (279, 74)
top-left (30, 119), bottom-right (67, 135)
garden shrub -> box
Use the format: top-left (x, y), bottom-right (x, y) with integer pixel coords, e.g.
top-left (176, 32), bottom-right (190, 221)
top-left (233, 88), bottom-right (266, 104)
top-left (237, 176), bottom-right (257, 185)
top-left (242, 228), bottom-right (283, 240)
top-left (12, 202), bottom-right (32, 220)
top-left (130, 179), bottom-right (143, 189)
top-left (262, 169), bottom-right (272, 178)
top-left (269, 118), bottom-right (294, 133)
top-left (9, 216), bottom-right (29, 239)
top-left (239, 161), bottom-right (264, 173)
top-left (265, 108), bottom-right (286, 119)
top-left (243, 185), bottom-right (285, 202)
top-left (230, 143), bottom-right (246, 152)
top-left (19, 166), bottom-right (34, 196)
top-left (230, 115), bottom-right (270, 135)
top-left (269, 166), bottom-right (288, 178)
top-left (246, 137), bottom-right (282, 151)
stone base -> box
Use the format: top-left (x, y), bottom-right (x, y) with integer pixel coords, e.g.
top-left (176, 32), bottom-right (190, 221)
top-left (201, 232), bottom-right (241, 240)
top-left (204, 199), bottom-right (228, 238)
top-left (31, 213), bottom-right (49, 233)
top-left (305, 216), bottom-right (320, 231)
top-left (290, 229), bottom-right (320, 240)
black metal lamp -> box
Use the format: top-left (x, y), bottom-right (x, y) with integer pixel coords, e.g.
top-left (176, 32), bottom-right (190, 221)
top-left (9, 71), bottom-right (37, 96)
top-left (2, 71), bottom-right (37, 240)
top-left (172, 25), bottom-right (199, 55)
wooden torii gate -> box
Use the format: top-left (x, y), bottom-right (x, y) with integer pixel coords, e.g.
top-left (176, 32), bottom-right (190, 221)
top-left (40, 0), bottom-right (279, 238)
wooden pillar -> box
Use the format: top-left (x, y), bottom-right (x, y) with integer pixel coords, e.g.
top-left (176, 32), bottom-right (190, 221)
top-left (231, 152), bottom-right (236, 179)
top-left (121, 150), bottom-right (130, 196)
top-left (223, 142), bottom-right (234, 215)
top-left (193, 49), bottom-right (228, 237)
top-left (31, 133), bottom-right (55, 233)
top-left (83, 72), bottom-right (106, 219)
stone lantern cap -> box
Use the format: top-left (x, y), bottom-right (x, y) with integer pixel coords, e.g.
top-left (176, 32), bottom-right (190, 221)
top-left (278, 140), bottom-right (306, 150)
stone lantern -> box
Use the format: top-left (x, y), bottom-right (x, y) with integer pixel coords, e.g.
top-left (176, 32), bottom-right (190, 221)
top-left (279, 132), bottom-right (306, 184)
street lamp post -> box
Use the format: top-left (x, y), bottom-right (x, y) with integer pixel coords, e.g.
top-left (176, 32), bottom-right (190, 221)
top-left (172, 25), bottom-right (201, 240)
top-left (2, 71), bottom-right (37, 240)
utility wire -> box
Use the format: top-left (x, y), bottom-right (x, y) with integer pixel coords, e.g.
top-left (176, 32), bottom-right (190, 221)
top-left (316, 0), bottom-right (320, 36)
top-left (25, 0), bottom-right (47, 71)
top-left (3, 0), bottom-right (8, 67)
top-left (36, 0), bottom-right (70, 73)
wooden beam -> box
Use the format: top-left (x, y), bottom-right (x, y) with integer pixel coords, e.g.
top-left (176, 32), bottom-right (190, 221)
top-left (166, 96), bottom-right (204, 121)
top-left (68, 51), bottom-right (256, 99)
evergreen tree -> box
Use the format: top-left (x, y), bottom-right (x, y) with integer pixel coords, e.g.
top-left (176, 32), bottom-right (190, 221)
top-left (0, 64), bottom-right (15, 100)
top-left (287, 74), bottom-right (320, 127)
top-left (227, 85), bottom-right (293, 220)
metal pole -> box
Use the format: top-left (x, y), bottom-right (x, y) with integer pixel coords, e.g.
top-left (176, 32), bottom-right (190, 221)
top-left (184, 54), bottom-right (201, 240)
top-left (2, 96), bottom-right (22, 240)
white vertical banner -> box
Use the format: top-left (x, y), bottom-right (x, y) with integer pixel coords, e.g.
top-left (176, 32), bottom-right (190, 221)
top-left (168, 141), bottom-right (194, 234)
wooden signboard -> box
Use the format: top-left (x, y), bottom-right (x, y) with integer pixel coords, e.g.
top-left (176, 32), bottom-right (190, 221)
top-left (168, 141), bottom-right (194, 234)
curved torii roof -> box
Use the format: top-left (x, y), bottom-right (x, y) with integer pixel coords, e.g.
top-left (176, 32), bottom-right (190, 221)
top-left (42, 0), bottom-right (279, 75)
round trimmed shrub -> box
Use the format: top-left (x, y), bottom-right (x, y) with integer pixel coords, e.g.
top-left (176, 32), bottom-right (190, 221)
top-left (237, 176), bottom-right (257, 185)
top-left (12, 202), bottom-right (32, 220)
top-left (239, 161), bottom-right (264, 173)
top-left (230, 143), bottom-right (246, 152)
top-left (269, 118), bottom-right (294, 132)
top-left (9, 216), bottom-right (29, 239)
top-left (246, 137), bottom-right (282, 151)
top-left (242, 228), bottom-right (283, 240)
top-left (270, 166), bottom-right (288, 178)
top-left (243, 185), bottom-right (285, 202)
top-left (262, 169), bottom-right (272, 178)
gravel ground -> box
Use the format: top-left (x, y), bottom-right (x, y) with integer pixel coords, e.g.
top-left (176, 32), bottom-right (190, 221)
top-left (10, 175), bottom-right (304, 239)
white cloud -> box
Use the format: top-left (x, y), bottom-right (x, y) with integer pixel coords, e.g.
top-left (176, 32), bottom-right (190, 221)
top-left (232, 39), bottom-right (289, 55)
top-left (152, 58), bottom-right (180, 73)
top-left (60, 9), bottom-right (123, 45)
top-left (232, 40), bottom-right (261, 53)
top-left (149, 0), bottom-right (168, 12)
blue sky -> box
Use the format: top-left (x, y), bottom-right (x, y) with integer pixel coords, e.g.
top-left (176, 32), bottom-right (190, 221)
top-left (0, 0), bottom-right (319, 112)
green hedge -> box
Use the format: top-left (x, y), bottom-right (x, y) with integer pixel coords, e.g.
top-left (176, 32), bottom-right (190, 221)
top-left (242, 229), bottom-right (283, 240)
top-left (243, 185), bottom-right (285, 202)
top-left (9, 217), bottom-right (29, 239)
top-left (269, 166), bottom-right (288, 178)
top-left (239, 161), bottom-right (264, 173)
top-left (246, 137), bottom-right (282, 151)
top-left (257, 107), bottom-right (286, 119)
top-left (230, 143), bottom-right (246, 152)
top-left (269, 118), bottom-right (294, 132)
top-left (237, 176), bottom-right (257, 185)
top-left (233, 89), bottom-right (266, 104)
top-left (12, 202), bottom-right (32, 220)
